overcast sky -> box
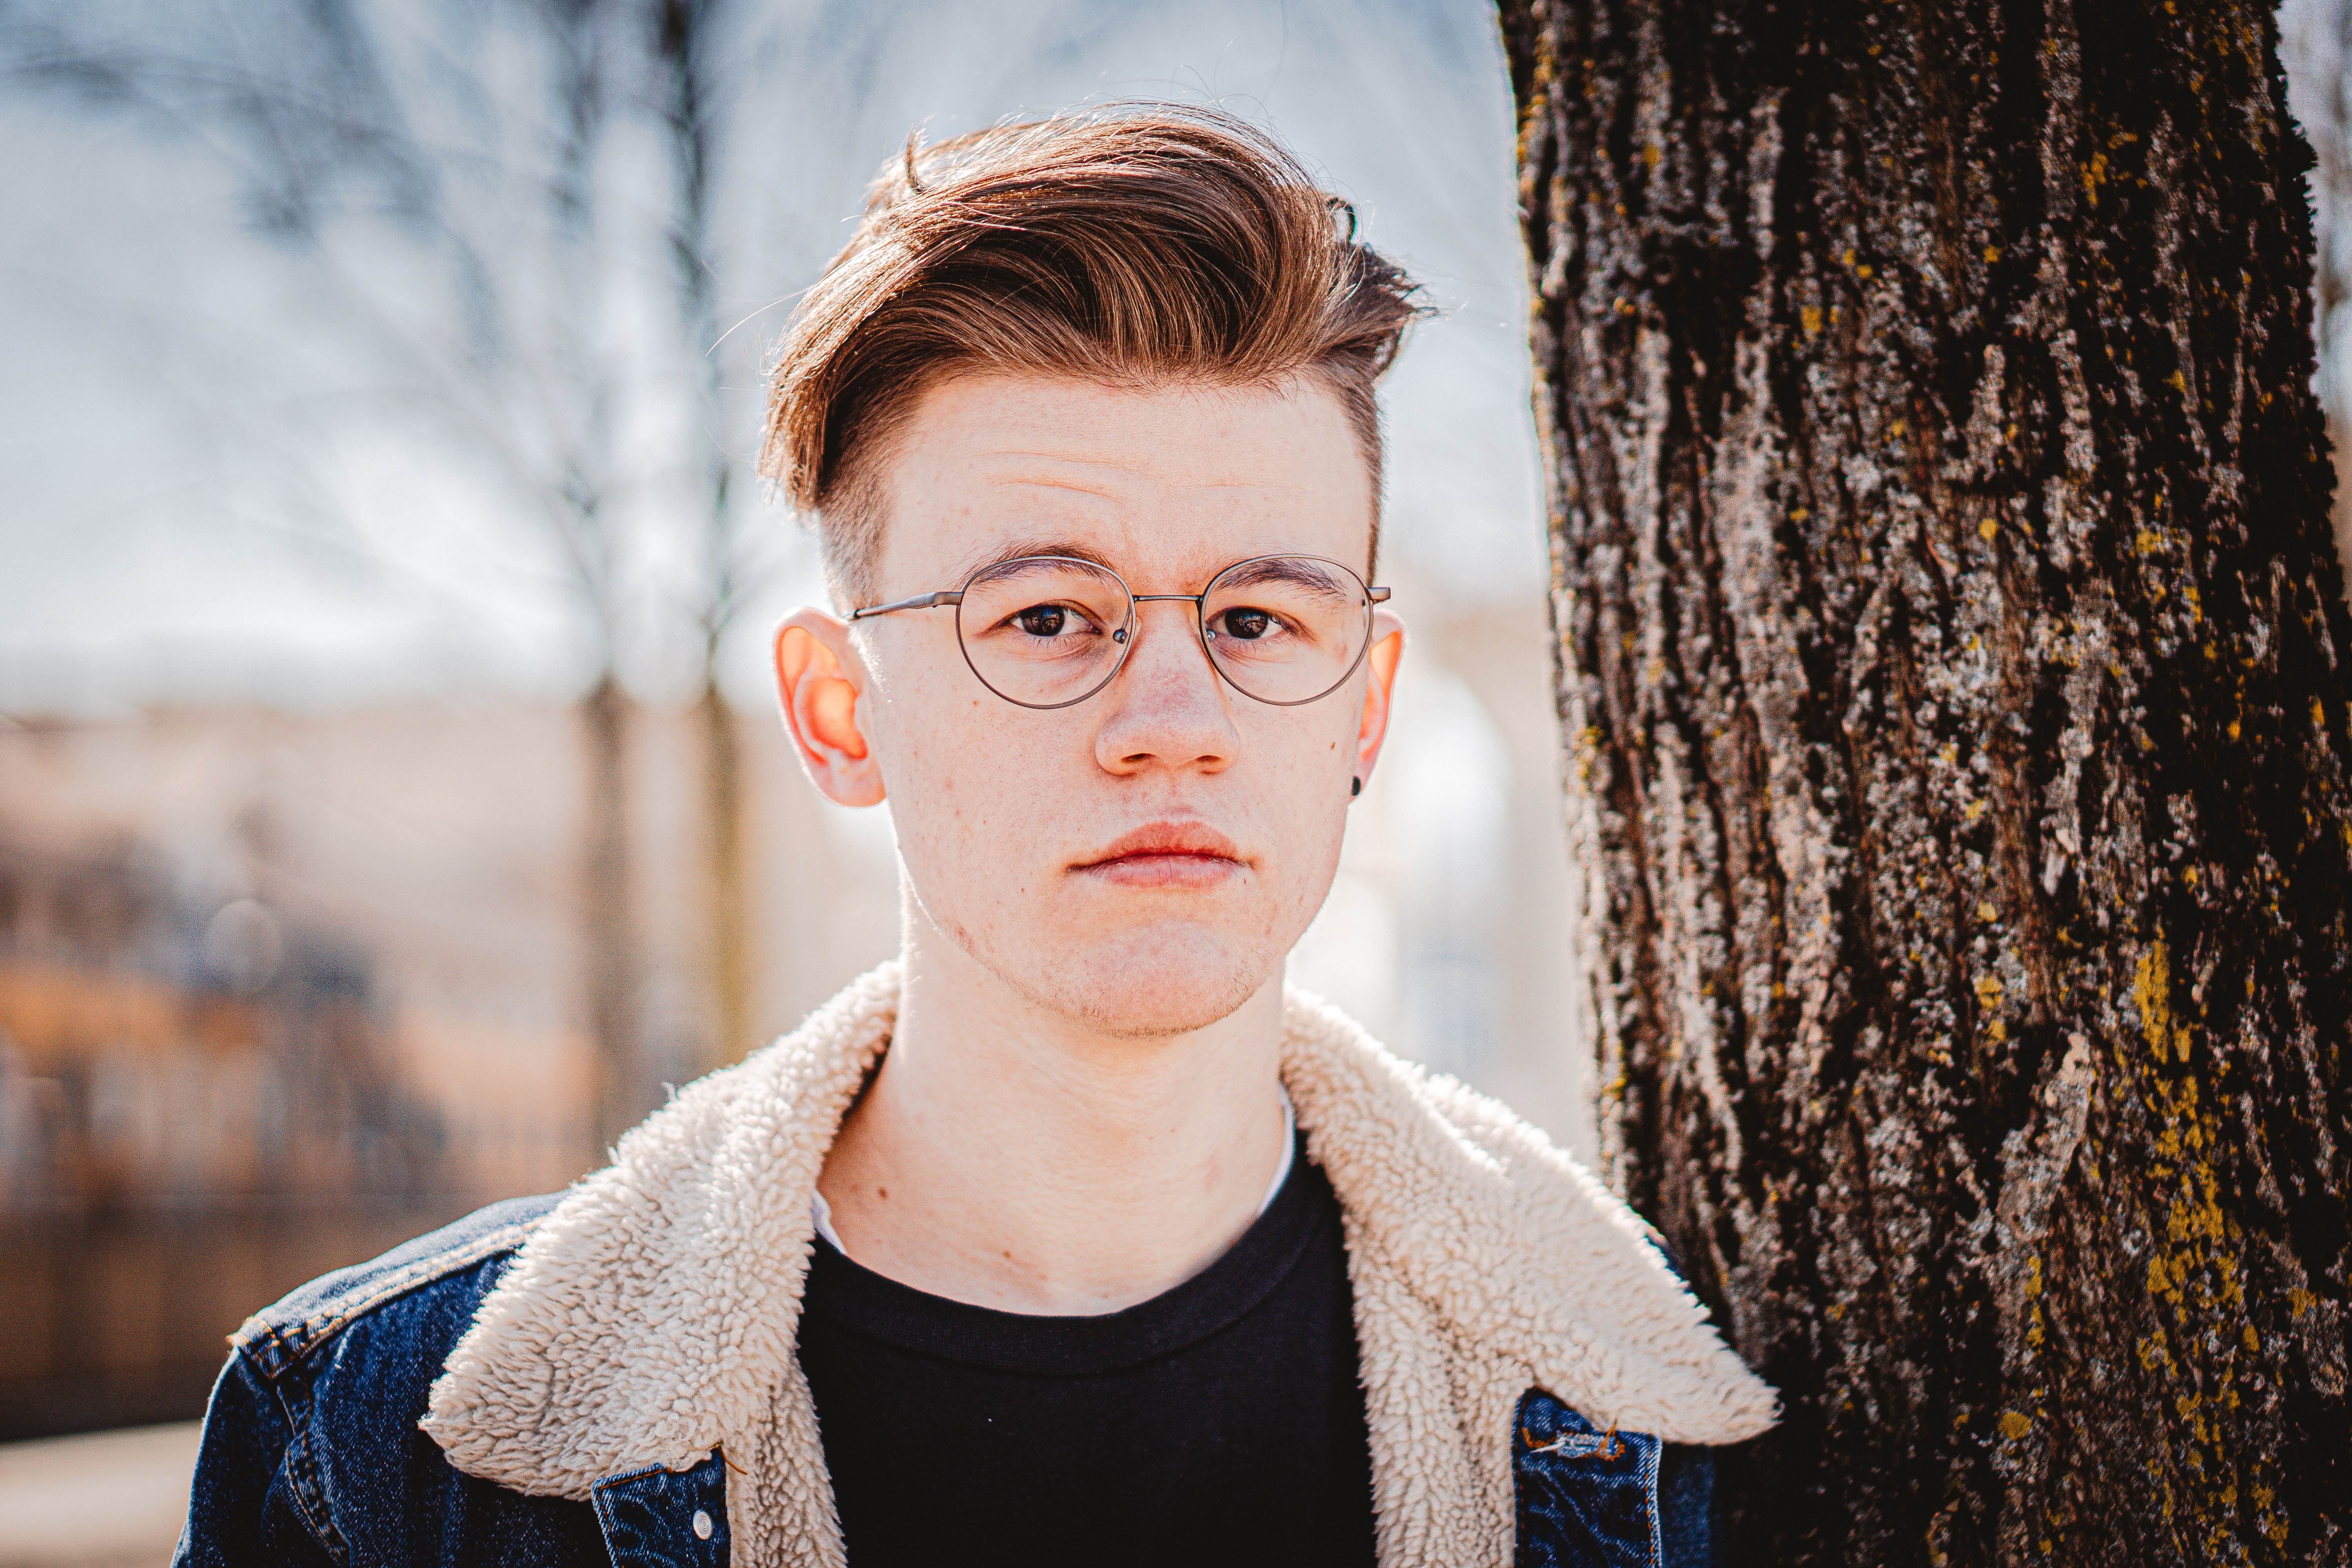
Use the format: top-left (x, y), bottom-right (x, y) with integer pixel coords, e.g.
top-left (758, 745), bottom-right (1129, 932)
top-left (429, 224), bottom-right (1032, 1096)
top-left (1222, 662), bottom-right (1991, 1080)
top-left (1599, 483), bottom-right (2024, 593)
top-left (0, 0), bottom-right (1542, 716)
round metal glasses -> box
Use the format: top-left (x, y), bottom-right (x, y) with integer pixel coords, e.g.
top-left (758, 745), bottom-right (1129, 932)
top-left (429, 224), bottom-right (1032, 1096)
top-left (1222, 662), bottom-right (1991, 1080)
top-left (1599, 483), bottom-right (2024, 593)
top-left (848, 554), bottom-right (1391, 710)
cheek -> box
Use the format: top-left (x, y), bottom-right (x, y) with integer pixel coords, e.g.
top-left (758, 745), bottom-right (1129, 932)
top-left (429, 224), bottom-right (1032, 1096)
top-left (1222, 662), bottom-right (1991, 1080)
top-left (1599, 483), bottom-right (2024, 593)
top-left (876, 686), bottom-right (1080, 866)
top-left (1256, 718), bottom-right (1359, 862)
top-left (1287, 706), bottom-right (1365, 791)
top-left (884, 694), bottom-right (990, 822)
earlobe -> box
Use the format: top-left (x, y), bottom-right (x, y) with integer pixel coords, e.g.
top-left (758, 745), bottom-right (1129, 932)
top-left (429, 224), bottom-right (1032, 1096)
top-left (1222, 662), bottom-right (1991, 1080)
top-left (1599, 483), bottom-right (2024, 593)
top-left (774, 612), bottom-right (887, 808)
top-left (1351, 617), bottom-right (1406, 792)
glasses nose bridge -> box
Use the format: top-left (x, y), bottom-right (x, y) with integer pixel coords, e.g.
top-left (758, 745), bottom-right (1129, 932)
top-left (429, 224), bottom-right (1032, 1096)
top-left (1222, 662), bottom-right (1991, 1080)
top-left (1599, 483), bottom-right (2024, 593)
top-left (1112, 592), bottom-right (1218, 680)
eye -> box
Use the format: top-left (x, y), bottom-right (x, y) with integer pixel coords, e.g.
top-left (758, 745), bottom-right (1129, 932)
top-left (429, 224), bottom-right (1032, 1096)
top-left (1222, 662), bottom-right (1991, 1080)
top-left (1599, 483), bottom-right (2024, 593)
top-left (1015, 604), bottom-right (1073, 637)
top-left (1216, 607), bottom-right (1277, 640)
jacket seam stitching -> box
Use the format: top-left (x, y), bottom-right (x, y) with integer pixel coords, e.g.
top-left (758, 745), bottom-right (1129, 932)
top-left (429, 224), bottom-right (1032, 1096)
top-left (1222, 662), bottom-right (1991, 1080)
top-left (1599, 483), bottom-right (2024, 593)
top-left (236, 1321), bottom-right (298, 1381)
top-left (271, 1370), bottom-right (352, 1568)
top-left (1642, 1433), bottom-right (1664, 1568)
top-left (591, 1463), bottom-right (678, 1558)
top-left (593, 1462), bottom-right (676, 1492)
top-left (233, 1220), bottom-right (536, 1381)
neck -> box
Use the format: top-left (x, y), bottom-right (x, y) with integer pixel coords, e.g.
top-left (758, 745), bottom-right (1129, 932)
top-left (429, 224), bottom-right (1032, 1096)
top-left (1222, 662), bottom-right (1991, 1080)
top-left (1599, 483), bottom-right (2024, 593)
top-left (815, 904), bottom-right (1290, 1314)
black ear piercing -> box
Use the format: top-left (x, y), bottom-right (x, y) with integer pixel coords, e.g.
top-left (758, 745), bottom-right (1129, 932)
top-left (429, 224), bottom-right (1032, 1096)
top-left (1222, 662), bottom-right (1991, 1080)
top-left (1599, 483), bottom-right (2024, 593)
top-left (1350, 776), bottom-right (1362, 799)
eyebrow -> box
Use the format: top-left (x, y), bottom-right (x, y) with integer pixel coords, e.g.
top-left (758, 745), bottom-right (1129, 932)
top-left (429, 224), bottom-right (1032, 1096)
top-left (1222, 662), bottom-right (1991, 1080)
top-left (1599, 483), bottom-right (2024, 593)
top-left (1208, 555), bottom-right (1354, 600)
top-left (949, 539), bottom-right (1126, 581)
top-left (942, 541), bottom-right (1373, 594)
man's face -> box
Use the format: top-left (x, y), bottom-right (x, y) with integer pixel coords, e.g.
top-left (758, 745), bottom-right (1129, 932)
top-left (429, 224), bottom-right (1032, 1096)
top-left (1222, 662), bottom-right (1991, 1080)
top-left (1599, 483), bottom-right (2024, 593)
top-left (782, 372), bottom-right (1402, 1037)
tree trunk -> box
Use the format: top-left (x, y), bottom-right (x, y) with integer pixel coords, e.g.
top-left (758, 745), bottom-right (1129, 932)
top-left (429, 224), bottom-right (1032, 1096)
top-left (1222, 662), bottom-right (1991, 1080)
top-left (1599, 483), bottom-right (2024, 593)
top-left (654, 0), bottom-right (757, 1075)
top-left (697, 664), bottom-right (753, 1072)
top-left (1499, 0), bottom-right (2352, 1560)
top-left (580, 670), bottom-right (638, 1153)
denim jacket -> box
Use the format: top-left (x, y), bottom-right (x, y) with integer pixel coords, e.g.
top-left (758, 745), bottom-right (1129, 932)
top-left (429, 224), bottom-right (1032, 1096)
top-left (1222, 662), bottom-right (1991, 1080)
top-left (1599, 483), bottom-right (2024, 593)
top-left (180, 967), bottom-right (1772, 1566)
top-left (178, 1198), bottom-right (1720, 1566)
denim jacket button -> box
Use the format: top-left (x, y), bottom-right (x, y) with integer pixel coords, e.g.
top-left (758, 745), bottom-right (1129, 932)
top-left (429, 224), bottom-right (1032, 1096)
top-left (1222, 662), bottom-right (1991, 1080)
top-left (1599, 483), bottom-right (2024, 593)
top-left (693, 1508), bottom-right (714, 1540)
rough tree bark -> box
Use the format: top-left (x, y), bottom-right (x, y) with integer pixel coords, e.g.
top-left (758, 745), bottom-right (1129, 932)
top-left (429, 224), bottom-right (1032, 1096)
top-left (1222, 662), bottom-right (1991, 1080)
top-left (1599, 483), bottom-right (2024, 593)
top-left (1499, 0), bottom-right (2352, 1561)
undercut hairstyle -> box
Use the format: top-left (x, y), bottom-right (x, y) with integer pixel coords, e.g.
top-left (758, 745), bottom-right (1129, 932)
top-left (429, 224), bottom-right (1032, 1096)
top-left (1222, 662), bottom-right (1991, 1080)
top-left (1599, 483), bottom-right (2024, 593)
top-left (760, 103), bottom-right (1426, 604)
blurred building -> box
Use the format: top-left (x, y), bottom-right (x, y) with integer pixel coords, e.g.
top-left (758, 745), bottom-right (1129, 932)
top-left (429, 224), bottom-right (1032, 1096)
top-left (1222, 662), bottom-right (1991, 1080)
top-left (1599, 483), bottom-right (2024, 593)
top-left (0, 816), bottom-right (456, 1436)
top-left (0, 699), bottom-right (899, 1439)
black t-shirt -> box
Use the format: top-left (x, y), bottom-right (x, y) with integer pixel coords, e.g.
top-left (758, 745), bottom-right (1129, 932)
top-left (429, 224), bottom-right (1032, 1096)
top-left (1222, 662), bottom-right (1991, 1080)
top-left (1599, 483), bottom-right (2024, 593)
top-left (797, 1137), bottom-right (1379, 1567)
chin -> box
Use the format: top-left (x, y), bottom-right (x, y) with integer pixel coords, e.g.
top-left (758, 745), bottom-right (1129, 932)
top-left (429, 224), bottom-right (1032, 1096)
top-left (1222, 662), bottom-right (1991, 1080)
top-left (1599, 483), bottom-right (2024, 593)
top-left (1012, 922), bottom-right (1275, 1038)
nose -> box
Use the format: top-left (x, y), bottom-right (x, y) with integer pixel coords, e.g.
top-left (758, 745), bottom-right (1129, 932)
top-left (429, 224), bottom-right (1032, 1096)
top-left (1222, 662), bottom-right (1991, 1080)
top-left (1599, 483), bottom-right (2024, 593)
top-left (1092, 599), bottom-right (1239, 777)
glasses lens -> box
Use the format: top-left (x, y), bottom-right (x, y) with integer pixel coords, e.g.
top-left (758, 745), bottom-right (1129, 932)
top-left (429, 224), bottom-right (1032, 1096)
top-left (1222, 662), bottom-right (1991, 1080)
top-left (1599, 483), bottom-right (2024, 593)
top-left (1201, 556), bottom-right (1373, 704)
top-left (955, 557), bottom-right (1133, 708)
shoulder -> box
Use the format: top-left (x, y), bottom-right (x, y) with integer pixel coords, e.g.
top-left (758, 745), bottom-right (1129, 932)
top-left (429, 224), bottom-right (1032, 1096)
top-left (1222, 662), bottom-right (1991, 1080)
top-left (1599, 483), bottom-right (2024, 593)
top-left (183, 1196), bottom-right (615, 1565)
top-left (230, 1192), bottom-right (561, 1386)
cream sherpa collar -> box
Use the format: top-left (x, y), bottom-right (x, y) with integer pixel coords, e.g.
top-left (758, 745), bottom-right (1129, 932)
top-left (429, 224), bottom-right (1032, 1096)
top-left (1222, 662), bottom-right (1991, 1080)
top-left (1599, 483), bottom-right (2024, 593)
top-left (422, 962), bottom-right (1775, 1510)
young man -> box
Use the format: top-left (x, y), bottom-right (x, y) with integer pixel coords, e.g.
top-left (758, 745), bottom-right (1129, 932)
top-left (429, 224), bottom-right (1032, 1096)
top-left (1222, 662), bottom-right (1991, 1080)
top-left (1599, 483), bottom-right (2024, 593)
top-left (177, 106), bottom-right (1773, 1567)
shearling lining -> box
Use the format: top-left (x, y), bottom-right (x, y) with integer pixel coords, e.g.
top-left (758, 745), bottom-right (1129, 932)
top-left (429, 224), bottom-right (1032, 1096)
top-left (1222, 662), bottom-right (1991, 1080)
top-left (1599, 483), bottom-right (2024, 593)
top-left (422, 963), bottom-right (1775, 1566)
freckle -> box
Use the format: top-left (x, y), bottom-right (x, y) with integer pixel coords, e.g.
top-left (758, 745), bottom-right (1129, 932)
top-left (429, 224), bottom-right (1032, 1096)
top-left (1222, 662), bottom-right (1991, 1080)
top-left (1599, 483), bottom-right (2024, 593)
top-left (877, 1187), bottom-right (889, 1200)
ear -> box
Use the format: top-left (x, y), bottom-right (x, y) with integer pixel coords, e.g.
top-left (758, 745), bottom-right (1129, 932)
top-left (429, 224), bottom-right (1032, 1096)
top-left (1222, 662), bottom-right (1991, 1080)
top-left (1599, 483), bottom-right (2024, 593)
top-left (774, 610), bottom-right (886, 808)
top-left (1351, 610), bottom-right (1406, 790)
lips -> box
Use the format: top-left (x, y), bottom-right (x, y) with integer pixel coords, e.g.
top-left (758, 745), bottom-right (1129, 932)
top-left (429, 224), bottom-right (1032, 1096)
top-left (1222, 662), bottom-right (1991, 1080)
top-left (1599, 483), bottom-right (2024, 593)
top-left (1071, 821), bottom-right (1247, 889)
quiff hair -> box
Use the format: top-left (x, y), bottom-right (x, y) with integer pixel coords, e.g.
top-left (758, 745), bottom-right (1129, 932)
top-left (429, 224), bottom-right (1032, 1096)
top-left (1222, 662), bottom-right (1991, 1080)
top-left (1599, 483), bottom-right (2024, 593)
top-left (760, 103), bottom-right (1425, 603)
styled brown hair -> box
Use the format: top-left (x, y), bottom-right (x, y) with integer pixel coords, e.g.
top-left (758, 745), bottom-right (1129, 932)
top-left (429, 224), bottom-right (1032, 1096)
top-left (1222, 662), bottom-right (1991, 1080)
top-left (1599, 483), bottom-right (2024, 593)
top-left (760, 103), bottom-right (1424, 602)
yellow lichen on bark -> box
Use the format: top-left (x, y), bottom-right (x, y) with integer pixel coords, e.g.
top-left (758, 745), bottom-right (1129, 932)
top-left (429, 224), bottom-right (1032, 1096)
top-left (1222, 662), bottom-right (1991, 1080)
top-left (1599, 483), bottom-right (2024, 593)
top-left (2125, 940), bottom-right (2289, 1550)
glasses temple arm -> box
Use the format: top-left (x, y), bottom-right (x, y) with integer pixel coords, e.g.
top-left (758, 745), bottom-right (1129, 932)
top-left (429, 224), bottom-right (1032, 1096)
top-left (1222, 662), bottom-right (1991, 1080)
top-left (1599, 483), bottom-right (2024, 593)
top-left (848, 590), bottom-right (965, 621)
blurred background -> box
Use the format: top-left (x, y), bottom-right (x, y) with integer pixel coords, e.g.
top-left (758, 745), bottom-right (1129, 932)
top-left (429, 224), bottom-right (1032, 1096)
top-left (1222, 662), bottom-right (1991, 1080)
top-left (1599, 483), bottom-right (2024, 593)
top-left (0, 0), bottom-right (1583, 1508)
top-left (6, 0), bottom-right (2352, 1561)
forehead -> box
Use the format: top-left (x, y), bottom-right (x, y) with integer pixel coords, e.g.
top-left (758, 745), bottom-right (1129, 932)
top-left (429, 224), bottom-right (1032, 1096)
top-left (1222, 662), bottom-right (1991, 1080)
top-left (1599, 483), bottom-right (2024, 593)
top-left (871, 372), bottom-right (1375, 586)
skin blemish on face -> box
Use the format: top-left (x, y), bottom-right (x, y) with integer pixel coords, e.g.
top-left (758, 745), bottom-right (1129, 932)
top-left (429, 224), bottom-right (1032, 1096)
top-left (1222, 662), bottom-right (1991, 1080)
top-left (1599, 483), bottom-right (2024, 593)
top-left (878, 1187), bottom-right (889, 1200)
